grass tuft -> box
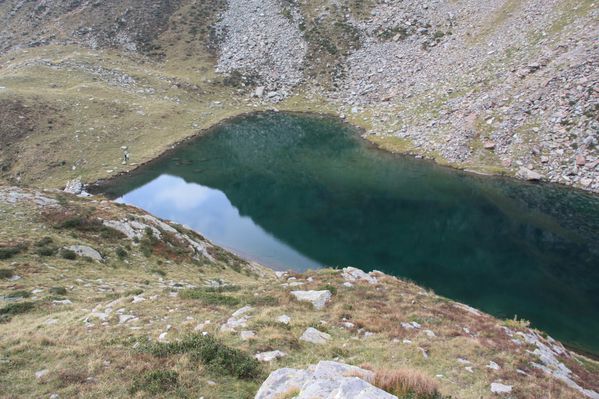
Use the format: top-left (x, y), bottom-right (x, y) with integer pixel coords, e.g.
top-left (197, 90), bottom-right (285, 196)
top-left (370, 368), bottom-right (444, 399)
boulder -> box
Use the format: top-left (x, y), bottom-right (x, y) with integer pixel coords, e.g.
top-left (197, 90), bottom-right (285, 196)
top-left (255, 361), bottom-right (396, 399)
top-left (300, 327), bottom-right (331, 345)
top-left (291, 290), bottom-right (331, 310)
top-left (64, 245), bottom-right (103, 261)
top-left (341, 267), bottom-right (377, 284)
top-left (517, 167), bottom-right (544, 181)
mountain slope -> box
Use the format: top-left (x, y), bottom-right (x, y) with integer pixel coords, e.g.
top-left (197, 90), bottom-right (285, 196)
top-left (0, 0), bottom-right (597, 191)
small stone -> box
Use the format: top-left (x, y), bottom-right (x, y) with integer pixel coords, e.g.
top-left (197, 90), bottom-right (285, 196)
top-left (487, 361), bottom-right (501, 371)
top-left (35, 369), bottom-right (50, 379)
top-left (255, 350), bottom-right (286, 362)
top-left (240, 330), bottom-right (256, 340)
top-left (483, 141), bottom-right (496, 150)
top-left (576, 154), bottom-right (586, 166)
top-left (276, 315), bottom-right (291, 325)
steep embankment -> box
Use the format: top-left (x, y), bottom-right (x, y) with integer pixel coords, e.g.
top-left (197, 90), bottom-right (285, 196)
top-left (0, 187), bottom-right (598, 398)
top-left (0, 0), bottom-right (597, 191)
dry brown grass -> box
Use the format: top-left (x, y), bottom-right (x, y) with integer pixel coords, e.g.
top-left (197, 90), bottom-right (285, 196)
top-left (370, 368), bottom-right (440, 398)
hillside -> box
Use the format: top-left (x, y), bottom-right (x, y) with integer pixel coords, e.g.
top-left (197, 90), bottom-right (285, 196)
top-left (0, 1), bottom-right (599, 398)
top-left (0, 0), bottom-right (597, 191)
top-left (0, 186), bottom-right (598, 398)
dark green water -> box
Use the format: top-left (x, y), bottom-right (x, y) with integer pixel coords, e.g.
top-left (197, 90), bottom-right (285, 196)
top-left (99, 112), bottom-right (599, 355)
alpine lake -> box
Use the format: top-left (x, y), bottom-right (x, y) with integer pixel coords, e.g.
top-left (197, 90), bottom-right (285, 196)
top-left (97, 112), bottom-right (599, 356)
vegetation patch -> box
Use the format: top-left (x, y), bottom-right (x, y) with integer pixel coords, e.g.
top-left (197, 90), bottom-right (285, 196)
top-left (0, 245), bottom-right (25, 260)
top-left (137, 334), bottom-right (262, 380)
top-left (0, 268), bottom-right (15, 279)
top-left (129, 370), bottom-right (179, 395)
top-left (0, 301), bottom-right (36, 323)
top-left (179, 288), bottom-right (240, 306)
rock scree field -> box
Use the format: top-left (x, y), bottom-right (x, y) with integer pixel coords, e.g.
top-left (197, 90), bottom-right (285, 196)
top-left (0, 0), bottom-right (598, 398)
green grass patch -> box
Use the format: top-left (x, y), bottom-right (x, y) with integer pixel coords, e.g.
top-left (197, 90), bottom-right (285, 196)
top-left (49, 287), bottom-right (67, 296)
top-left (179, 288), bottom-right (240, 306)
top-left (137, 334), bottom-right (262, 380)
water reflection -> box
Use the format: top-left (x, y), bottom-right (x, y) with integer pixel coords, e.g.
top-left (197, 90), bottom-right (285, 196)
top-left (118, 174), bottom-right (320, 270)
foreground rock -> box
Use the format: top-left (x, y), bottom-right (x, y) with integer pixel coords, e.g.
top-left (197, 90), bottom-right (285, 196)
top-left (255, 361), bottom-right (397, 399)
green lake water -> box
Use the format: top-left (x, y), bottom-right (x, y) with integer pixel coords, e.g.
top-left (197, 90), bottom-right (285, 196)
top-left (99, 112), bottom-right (599, 355)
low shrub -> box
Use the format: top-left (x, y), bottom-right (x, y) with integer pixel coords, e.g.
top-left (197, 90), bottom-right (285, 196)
top-left (0, 269), bottom-right (14, 279)
top-left (0, 302), bottom-right (36, 322)
top-left (60, 249), bottom-right (77, 260)
top-left (0, 245), bottom-right (24, 260)
top-left (115, 246), bottom-right (128, 260)
top-left (49, 287), bottom-right (67, 296)
top-left (138, 334), bottom-right (261, 380)
top-left (36, 246), bottom-right (57, 256)
top-left (130, 370), bottom-right (179, 395)
top-left (5, 290), bottom-right (31, 299)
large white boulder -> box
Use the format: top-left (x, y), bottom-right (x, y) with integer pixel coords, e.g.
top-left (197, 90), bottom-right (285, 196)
top-left (255, 361), bottom-right (396, 399)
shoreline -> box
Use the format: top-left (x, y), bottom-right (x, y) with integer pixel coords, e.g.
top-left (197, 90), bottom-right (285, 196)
top-left (89, 109), bottom-right (599, 201)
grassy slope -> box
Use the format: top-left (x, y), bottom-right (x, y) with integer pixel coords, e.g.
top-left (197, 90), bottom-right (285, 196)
top-left (1, 187), bottom-right (597, 398)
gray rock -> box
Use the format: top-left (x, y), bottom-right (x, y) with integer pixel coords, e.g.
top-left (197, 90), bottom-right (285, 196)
top-left (240, 330), bottom-right (256, 340)
top-left (517, 167), bottom-right (544, 181)
top-left (490, 382), bottom-right (512, 394)
top-left (299, 327), bottom-right (331, 345)
top-left (64, 178), bottom-right (83, 194)
top-left (276, 314), bottom-right (291, 324)
top-left (341, 267), bottom-right (378, 284)
top-left (64, 245), bottom-right (103, 261)
top-left (291, 290), bottom-right (331, 310)
top-left (255, 350), bottom-right (286, 362)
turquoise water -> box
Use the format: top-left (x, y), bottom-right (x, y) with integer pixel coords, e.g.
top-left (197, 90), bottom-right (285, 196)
top-left (99, 112), bottom-right (599, 355)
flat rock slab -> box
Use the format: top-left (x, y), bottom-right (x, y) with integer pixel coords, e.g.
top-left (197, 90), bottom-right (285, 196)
top-left (291, 290), bottom-right (331, 310)
top-left (300, 327), bottom-right (331, 345)
top-left (255, 361), bottom-right (396, 399)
